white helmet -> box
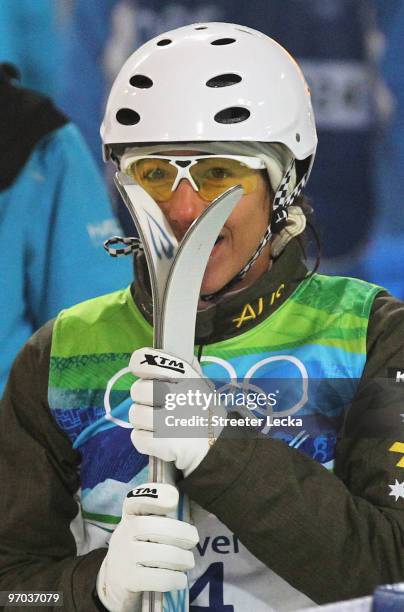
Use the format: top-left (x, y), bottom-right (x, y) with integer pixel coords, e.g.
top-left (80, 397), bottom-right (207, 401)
top-left (101, 22), bottom-right (317, 165)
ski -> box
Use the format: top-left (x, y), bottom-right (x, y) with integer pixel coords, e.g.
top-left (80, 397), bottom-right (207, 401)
top-left (159, 185), bottom-right (243, 358)
top-left (115, 173), bottom-right (242, 611)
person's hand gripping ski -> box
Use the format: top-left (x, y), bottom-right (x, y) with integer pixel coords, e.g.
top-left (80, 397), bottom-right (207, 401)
top-left (129, 348), bottom-right (226, 477)
top-left (96, 483), bottom-right (198, 612)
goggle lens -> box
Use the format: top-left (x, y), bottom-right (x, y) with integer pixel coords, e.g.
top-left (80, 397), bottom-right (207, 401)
top-left (130, 158), bottom-right (177, 203)
top-left (127, 157), bottom-right (262, 202)
top-left (191, 158), bottom-right (260, 201)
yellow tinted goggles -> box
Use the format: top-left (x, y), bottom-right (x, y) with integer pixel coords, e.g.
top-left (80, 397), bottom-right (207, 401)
top-left (121, 154), bottom-right (266, 203)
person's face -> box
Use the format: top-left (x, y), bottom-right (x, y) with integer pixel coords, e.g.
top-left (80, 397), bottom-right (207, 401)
top-left (149, 152), bottom-right (272, 295)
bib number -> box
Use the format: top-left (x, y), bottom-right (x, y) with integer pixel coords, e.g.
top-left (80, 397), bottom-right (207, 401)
top-left (190, 562), bottom-right (234, 611)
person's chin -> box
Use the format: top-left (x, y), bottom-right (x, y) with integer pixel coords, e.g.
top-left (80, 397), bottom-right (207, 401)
top-left (199, 269), bottom-right (231, 298)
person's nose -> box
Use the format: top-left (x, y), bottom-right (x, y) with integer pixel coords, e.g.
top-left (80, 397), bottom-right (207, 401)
top-left (162, 179), bottom-right (206, 238)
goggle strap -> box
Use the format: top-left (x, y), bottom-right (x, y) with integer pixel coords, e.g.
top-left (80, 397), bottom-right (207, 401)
top-left (104, 235), bottom-right (143, 257)
top-left (270, 160), bottom-right (309, 233)
top-left (272, 159), bottom-right (295, 211)
top-left (285, 172), bottom-right (308, 207)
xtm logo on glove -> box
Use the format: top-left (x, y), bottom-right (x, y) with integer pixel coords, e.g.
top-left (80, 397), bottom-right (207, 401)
top-left (127, 487), bottom-right (159, 499)
top-left (140, 353), bottom-right (185, 373)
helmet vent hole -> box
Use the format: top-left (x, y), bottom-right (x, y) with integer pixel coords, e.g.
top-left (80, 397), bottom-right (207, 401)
top-left (116, 108), bottom-right (141, 125)
top-left (157, 39), bottom-right (172, 46)
top-left (130, 75), bottom-right (153, 88)
top-left (296, 133), bottom-right (301, 142)
top-left (206, 73), bottom-right (242, 88)
top-left (195, 26), bottom-right (208, 30)
top-left (235, 28), bottom-right (254, 35)
top-left (214, 107), bottom-right (250, 124)
top-left (211, 38), bottom-right (236, 46)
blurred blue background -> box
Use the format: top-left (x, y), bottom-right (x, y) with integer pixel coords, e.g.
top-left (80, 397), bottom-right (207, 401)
top-left (1, 0), bottom-right (404, 297)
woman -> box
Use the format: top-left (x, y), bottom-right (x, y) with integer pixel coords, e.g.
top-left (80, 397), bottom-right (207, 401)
top-left (1, 23), bottom-right (403, 612)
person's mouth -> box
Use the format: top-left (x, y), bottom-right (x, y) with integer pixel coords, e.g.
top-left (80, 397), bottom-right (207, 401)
top-left (210, 233), bottom-right (225, 257)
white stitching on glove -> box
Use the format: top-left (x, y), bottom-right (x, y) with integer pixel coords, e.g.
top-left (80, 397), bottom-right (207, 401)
top-left (96, 483), bottom-right (199, 612)
top-left (128, 348), bottom-right (226, 477)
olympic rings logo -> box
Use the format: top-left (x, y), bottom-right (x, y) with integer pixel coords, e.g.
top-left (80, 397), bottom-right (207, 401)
top-left (103, 355), bottom-right (309, 430)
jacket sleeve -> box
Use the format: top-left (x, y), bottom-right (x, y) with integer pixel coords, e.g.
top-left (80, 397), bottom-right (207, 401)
top-left (179, 292), bottom-right (404, 605)
top-left (0, 321), bottom-right (105, 611)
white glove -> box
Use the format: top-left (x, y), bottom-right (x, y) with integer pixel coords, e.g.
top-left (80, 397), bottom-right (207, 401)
top-left (129, 348), bottom-right (226, 477)
top-left (96, 482), bottom-right (199, 612)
